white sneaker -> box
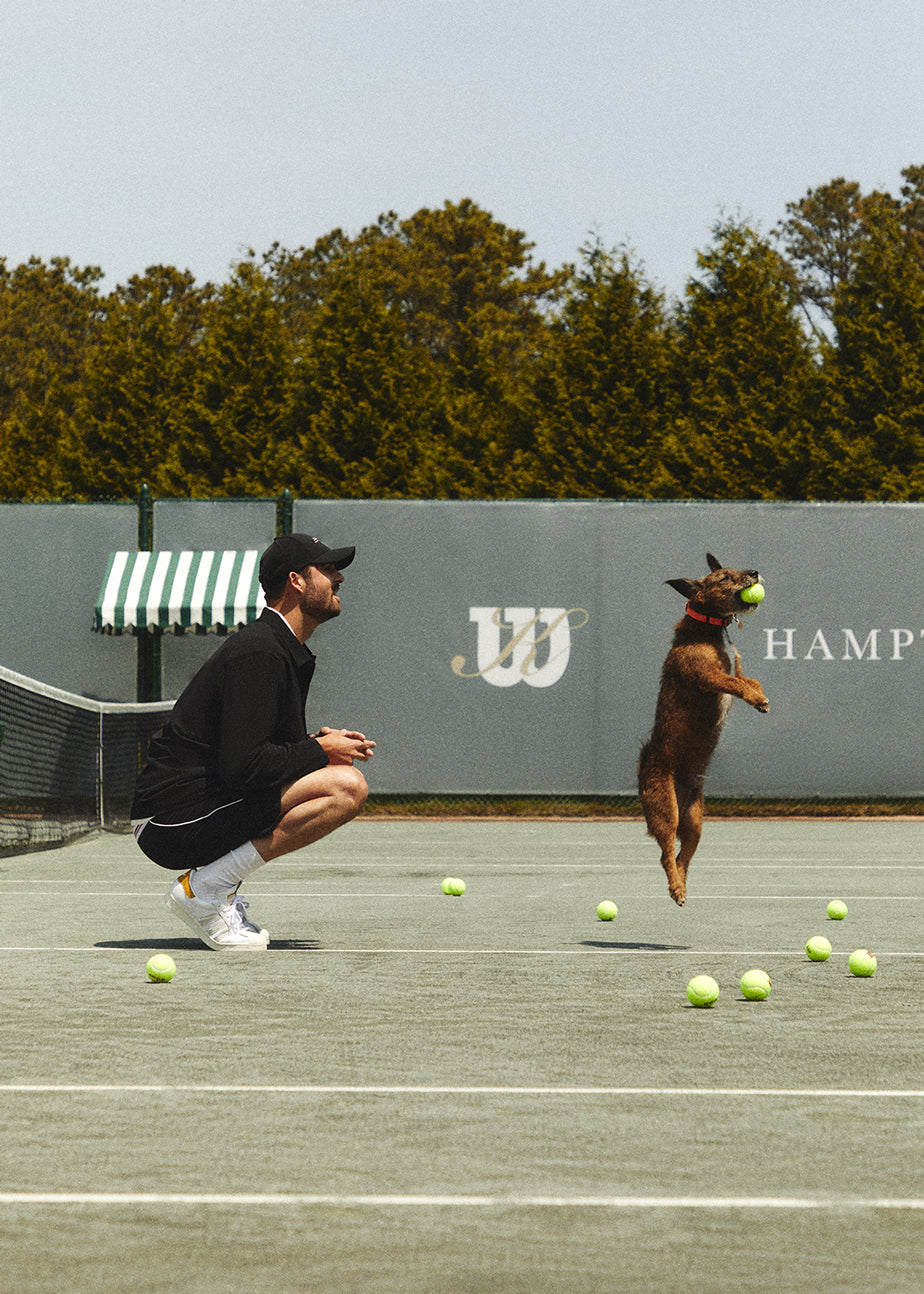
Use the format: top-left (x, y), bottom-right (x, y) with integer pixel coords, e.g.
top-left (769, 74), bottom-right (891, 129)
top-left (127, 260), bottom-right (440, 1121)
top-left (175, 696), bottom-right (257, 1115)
top-left (230, 890), bottom-right (270, 941)
top-left (166, 871), bottom-right (269, 951)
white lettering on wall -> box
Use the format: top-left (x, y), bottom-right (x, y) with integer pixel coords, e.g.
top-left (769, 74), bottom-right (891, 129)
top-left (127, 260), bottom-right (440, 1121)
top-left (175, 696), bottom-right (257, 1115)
top-left (804, 630), bottom-right (834, 661)
top-left (764, 628), bottom-right (796, 660)
top-left (764, 628), bottom-right (924, 662)
top-left (842, 629), bottom-right (879, 661)
top-left (892, 629), bottom-right (915, 660)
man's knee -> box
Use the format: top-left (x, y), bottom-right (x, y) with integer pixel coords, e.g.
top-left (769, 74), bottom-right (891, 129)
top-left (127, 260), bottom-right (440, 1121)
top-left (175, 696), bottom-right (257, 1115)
top-left (331, 764), bottom-right (369, 818)
top-left (279, 763), bottom-right (369, 826)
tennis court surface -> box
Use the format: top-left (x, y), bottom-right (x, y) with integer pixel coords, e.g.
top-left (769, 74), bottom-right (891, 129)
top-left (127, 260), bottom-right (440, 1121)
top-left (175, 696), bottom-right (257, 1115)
top-left (1, 816), bottom-right (922, 1293)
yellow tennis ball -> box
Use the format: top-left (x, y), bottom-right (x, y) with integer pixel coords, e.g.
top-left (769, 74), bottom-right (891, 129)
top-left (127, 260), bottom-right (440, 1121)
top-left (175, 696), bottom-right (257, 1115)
top-left (441, 877), bottom-right (466, 895)
top-left (740, 969), bottom-right (771, 1000)
top-left (740, 583), bottom-right (765, 604)
top-left (146, 954), bottom-right (176, 983)
top-left (686, 975), bottom-right (720, 1007)
top-left (848, 949), bottom-right (877, 977)
top-left (596, 900), bottom-right (618, 921)
top-left (826, 900), bottom-right (848, 920)
top-left (805, 936), bottom-right (832, 962)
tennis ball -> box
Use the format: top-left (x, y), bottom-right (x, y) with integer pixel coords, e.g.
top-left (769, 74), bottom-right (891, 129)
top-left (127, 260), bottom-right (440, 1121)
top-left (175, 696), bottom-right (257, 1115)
top-left (686, 975), bottom-right (720, 1007)
top-left (740, 583), bottom-right (765, 604)
top-left (596, 900), bottom-right (618, 921)
top-left (826, 900), bottom-right (848, 920)
top-left (805, 936), bottom-right (832, 961)
top-left (740, 969), bottom-right (771, 1000)
top-left (848, 948), bottom-right (877, 977)
top-left (146, 954), bottom-right (176, 983)
top-left (441, 877), bottom-right (465, 896)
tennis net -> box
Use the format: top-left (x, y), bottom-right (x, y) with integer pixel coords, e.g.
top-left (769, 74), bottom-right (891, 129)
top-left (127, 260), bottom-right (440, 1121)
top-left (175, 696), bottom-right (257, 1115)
top-left (0, 666), bottom-right (172, 854)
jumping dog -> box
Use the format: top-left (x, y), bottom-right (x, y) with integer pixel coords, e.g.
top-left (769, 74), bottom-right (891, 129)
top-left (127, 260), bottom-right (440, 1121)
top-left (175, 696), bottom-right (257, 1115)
top-left (638, 553), bottom-right (769, 906)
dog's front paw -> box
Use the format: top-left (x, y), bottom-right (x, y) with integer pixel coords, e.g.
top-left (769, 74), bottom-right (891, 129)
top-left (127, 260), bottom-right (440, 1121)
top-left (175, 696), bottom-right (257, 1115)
top-left (755, 698), bottom-right (769, 713)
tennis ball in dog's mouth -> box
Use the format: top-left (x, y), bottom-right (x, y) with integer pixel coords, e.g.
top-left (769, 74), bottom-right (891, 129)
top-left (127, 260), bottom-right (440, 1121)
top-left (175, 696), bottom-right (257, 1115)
top-left (848, 949), bottom-right (877, 977)
top-left (740, 969), bottom-right (771, 1000)
top-left (805, 936), bottom-right (832, 961)
top-left (686, 975), bottom-right (720, 1007)
top-left (827, 899), bottom-right (848, 920)
top-left (740, 583), bottom-right (765, 604)
top-left (596, 900), bottom-right (618, 921)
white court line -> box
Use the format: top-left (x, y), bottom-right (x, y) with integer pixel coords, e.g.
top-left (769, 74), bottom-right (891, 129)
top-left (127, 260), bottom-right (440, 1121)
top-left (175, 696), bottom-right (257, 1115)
top-left (208, 861), bottom-right (924, 870)
top-left (292, 947), bottom-right (924, 958)
top-left (3, 863), bottom-right (922, 880)
top-left (2, 946), bottom-right (924, 957)
top-left (0, 1191), bottom-right (920, 1210)
top-left (2, 1084), bottom-right (922, 1097)
top-left (1, 888), bottom-right (921, 899)
top-left (0, 892), bottom-right (438, 899)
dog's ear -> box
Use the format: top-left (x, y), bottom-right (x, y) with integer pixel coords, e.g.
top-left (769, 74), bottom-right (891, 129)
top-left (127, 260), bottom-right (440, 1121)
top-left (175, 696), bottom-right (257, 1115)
top-left (706, 553), bottom-right (723, 572)
top-left (665, 578), bottom-right (697, 599)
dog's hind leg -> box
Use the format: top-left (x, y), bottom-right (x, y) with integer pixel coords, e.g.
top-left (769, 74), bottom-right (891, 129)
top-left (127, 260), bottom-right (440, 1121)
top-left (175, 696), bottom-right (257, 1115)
top-left (675, 779), bottom-right (704, 894)
top-left (640, 772), bottom-right (687, 906)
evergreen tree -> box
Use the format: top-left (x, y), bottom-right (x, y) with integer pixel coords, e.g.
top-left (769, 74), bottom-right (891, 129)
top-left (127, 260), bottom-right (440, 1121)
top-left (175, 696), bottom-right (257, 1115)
top-left (391, 200), bottom-right (564, 495)
top-left (0, 257), bottom-right (103, 498)
top-left (268, 201), bottom-right (563, 497)
top-left (170, 259), bottom-right (295, 495)
top-left (530, 240), bottom-right (673, 498)
top-left (775, 177), bottom-right (870, 336)
top-left (284, 261), bottom-right (444, 497)
top-left (821, 191), bottom-right (924, 499)
top-left (59, 267), bottom-right (208, 498)
top-left (661, 219), bottom-right (818, 499)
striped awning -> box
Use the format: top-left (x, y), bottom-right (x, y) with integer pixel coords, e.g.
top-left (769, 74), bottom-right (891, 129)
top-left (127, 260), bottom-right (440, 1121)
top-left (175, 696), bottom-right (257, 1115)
top-left (93, 550), bottom-right (266, 634)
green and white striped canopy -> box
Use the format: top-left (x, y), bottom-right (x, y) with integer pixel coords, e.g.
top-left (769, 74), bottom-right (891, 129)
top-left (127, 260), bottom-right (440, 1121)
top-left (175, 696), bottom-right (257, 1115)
top-left (94, 550), bottom-right (265, 634)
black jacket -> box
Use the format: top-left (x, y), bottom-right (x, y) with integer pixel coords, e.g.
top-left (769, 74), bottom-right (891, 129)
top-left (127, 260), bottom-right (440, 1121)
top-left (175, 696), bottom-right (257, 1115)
top-left (132, 609), bottom-right (329, 821)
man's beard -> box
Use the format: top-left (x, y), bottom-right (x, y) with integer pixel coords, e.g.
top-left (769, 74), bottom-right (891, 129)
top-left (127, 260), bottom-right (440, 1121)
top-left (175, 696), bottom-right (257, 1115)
top-left (301, 590), bottom-right (341, 622)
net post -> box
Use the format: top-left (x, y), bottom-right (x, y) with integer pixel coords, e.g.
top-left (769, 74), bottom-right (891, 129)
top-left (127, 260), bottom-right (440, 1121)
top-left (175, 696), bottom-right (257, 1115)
top-left (135, 483), bottom-right (162, 703)
top-left (98, 709), bottom-right (104, 828)
top-left (136, 630), bottom-right (162, 703)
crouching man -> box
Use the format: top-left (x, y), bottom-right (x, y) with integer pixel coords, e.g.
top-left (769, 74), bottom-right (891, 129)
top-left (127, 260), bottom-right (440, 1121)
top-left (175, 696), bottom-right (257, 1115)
top-left (131, 534), bottom-right (375, 949)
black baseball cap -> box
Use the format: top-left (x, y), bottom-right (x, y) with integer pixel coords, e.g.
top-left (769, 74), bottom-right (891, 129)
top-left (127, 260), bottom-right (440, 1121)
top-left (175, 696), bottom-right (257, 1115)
top-left (259, 533), bottom-right (356, 591)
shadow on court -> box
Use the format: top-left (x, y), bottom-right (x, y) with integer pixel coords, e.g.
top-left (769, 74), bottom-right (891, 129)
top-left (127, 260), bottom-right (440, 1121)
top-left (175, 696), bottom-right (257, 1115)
top-left (95, 937), bottom-right (323, 952)
top-left (580, 939), bottom-right (691, 950)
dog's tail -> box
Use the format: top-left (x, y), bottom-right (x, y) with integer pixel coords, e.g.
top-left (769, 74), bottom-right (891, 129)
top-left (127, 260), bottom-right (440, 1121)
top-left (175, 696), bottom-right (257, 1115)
top-left (637, 738), bottom-right (656, 835)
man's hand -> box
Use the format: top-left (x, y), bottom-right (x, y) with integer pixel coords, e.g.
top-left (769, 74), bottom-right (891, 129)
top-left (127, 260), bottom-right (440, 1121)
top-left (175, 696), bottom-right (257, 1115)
top-left (313, 727), bottom-right (376, 764)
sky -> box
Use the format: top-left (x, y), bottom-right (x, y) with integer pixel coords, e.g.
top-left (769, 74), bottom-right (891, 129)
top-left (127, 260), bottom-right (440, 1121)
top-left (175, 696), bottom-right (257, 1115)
top-left (2, 0), bottom-right (923, 302)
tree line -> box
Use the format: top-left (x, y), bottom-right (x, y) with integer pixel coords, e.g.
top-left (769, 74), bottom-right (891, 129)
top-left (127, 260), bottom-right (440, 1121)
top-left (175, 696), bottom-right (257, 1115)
top-left (2, 171), bottom-right (924, 503)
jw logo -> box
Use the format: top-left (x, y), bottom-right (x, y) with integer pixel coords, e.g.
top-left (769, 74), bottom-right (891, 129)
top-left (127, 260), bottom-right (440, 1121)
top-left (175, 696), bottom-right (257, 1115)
top-left (451, 606), bottom-right (589, 688)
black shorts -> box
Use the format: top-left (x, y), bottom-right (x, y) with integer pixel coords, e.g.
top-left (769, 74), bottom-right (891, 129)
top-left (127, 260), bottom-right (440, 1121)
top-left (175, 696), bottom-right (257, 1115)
top-left (134, 789), bottom-right (283, 871)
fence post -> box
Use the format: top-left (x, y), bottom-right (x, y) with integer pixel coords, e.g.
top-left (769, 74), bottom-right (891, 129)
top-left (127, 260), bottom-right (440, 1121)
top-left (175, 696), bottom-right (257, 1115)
top-left (276, 487), bottom-right (293, 537)
top-left (135, 483), bottom-right (162, 703)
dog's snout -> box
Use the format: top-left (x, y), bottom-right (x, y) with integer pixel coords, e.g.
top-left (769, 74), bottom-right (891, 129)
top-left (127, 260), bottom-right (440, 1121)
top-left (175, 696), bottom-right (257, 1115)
top-left (746, 570), bottom-right (759, 581)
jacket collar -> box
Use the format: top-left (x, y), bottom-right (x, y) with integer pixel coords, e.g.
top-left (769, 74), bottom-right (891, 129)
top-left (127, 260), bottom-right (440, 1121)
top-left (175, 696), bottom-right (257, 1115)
top-left (259, 607), bottom-right (316, 660)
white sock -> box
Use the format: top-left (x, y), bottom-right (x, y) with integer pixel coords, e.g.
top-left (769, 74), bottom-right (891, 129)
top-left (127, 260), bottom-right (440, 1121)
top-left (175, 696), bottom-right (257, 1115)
top-left (190, 842), bottom-right (266, 899)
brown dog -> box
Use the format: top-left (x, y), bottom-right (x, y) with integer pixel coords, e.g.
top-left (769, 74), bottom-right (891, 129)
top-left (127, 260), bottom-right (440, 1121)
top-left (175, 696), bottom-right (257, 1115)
top-left (638, 553), bottom-right (769, 906)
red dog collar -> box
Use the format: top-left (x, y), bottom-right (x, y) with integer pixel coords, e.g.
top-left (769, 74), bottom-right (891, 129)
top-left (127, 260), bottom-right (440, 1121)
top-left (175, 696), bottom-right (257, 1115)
top-left (685, 602), bottom-right (732, 628)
